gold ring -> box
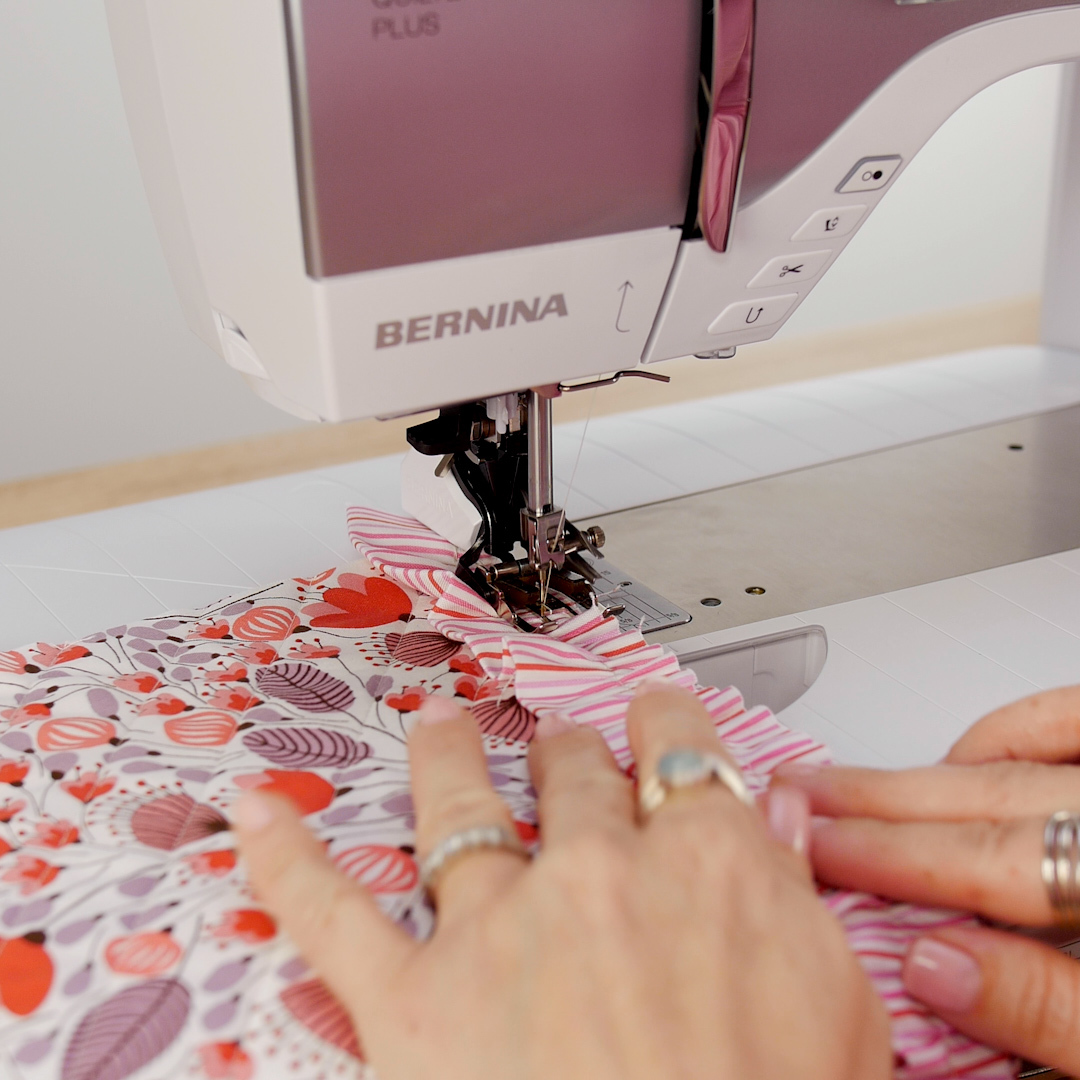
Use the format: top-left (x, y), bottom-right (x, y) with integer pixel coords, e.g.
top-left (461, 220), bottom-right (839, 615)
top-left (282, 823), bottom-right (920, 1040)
top-left (639, 748), bottom-right (754, 817)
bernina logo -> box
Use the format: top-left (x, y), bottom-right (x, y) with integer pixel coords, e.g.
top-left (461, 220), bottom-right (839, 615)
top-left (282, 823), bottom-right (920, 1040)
top-left (375, 294), bottom-right (568, 349)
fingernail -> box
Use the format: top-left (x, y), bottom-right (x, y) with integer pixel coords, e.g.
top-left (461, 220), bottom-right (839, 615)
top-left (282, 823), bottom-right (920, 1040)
top-left (233, 792), bottom-right (276, 834)
top-left (535, 713), bottom-right (575, 740)
top-left (416, 696), bottom-right (462, 725)
top-left (634, 677), bottom-right (672, 697)
top-left (903, 937), bottom-right (982, 1014)
top-left (774, 762), bottom-right (823, 781)
top-left (767, 785), bottom-right (810, 856)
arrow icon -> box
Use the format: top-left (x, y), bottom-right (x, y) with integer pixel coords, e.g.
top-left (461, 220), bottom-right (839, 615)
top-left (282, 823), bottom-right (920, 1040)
top-left (615, 281), bottom-right (634, 333)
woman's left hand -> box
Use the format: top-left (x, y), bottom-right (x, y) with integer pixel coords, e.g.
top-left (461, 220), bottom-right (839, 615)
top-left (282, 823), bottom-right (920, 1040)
top-left (775, 685), bottom-right (1080, 1076)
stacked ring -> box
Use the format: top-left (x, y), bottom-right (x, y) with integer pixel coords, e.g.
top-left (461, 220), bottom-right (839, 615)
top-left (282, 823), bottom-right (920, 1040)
top-left (419, 824), bottom-right (530, 898)
top-left (1042, 810), bottom-right (1080, 926)
top-left (638, 748), bottom-right (755, 816)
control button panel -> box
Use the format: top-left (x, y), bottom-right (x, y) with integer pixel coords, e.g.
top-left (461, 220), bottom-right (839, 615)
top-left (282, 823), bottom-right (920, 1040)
top-left (708, 294), bottom-right (798, 335)
top-left (792, 205), bottom-right (867, 242)
top-left (836, 155), bottom-right (901, 194)
top-left (748, 250), bottom-right (832, 289)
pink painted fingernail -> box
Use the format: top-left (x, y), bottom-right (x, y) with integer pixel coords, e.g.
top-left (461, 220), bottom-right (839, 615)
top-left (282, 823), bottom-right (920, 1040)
top-left (903, 937), bottom-right (982, 1014)
top-left (416, 696), bottom-right (462, 726)
top-left (535, 714), bottom-right (575, 740)
top-left (233, 792), bottom-right (276, 833)
top-left (766, 785), bottom-right (810, 856)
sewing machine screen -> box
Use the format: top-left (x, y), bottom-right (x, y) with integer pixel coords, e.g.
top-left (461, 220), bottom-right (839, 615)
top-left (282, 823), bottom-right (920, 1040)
top-left (285, 0), bottom-right (701, 278)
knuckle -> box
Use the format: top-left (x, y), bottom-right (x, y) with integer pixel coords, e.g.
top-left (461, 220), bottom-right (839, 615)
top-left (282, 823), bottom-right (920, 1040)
top-left (544, 832), bottom-right (634, 905)
top-left (425, 787), bottom-right (507, 837)
top-left (1013, 950), bottom-right (1080, 1060)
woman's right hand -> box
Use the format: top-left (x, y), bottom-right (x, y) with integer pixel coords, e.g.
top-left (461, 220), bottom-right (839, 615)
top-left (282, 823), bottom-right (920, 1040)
top-left (776, 686), bottom-right (1080, 1077)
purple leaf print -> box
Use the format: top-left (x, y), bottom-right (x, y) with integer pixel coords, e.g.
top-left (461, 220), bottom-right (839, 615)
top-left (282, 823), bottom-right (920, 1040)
top-left (241, 727), bottom-right (369, 768)
top-left (104, 745), bottom-right (149, 762)
top-left (15, 1034), bottom-right (55, 1065)
top-left (44, 752), bottom-right (78, 775)
top-left (121, 903), bottom-right (173, 930)
top-left (202, 997), bottom-right (238, 1030)
top-left (179, 652), bottom-right (214, 665)
top-left (0, 732), bottom-right (32, 753)
top-left (132, 653), bottom-right (164, 672)
top-left (277, 957), bottom-right (308, 981)
top-left (61, 979), bottom-right (190, 1080)
top-left (176, 768), bottom-right (212, 783)
top-left (129, 627), bottom-right (169, 641)
top-left (130, 793), bottom-right (227, 851)
top-left (157, 643), bottom-right (182, 659)
top-left (254, 663), bottom-right (355, 713)
top-left (202, 959), bottom-right (250, 993)
top-left (56, 916), bottom-right (100, 944)
top-left (321, 805), bottom-right (362, 826)
top-left (152, 619), bottom-right (181, 629)
top-left (63, 966), bottom-right (93, 996)
top-left (280, 979), bottom-right (363, 1060)
top-left (107, 626), bottom-right (127, 638)
top-left (87, 689), bottom-right (118, 718)
top-left (221, 600), bottom-right (254, 617)
top-left (121, 761), bottom-right (169, 775)
top-left (117, 876), bottom-right (160, 898)
top-left (169, 666), bottom-right (192, 681)
top-left (384, 631), bottom-right (461, 666)
top-left (3, 897), bottom-right (53, 926)
top-left (364, 675), bottom-right (394, 700)
top-left (243, 706), bottom-right (287, 724)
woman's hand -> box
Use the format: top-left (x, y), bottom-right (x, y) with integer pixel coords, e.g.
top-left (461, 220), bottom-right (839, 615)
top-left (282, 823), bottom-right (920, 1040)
top-left (775, 686), bottom-right (1080, 1076)
top-left (234, 686), bottom-right (890, 1080)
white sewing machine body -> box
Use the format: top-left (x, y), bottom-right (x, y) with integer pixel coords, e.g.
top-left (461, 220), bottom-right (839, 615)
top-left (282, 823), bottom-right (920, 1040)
top-left (104, 0), bottom-right (1080, 424)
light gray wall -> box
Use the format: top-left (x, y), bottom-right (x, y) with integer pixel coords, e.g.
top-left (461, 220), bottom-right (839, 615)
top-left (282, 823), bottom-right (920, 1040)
top-left (0, 4), bottom-right (1062, 485)
top-left (0, 0), bottom-right (302, 486)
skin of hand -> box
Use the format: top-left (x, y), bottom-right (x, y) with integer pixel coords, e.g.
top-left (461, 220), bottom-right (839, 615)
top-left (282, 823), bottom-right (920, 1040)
top-left (774, 685), bottom-right (1080, 1076)
top-left (233, 685), bottom-right (891, 1080)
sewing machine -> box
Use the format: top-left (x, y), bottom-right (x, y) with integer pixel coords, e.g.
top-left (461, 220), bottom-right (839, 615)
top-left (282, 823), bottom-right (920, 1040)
top-left (103, 0), bottom-right (1080, 641)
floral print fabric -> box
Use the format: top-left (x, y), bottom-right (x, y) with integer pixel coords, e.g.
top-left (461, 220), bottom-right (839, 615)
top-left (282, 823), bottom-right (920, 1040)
top-left (0, 507), bottom-right (1013, 1079)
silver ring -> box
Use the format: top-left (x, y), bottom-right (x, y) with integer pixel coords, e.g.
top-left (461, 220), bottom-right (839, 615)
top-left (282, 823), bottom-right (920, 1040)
top-left (1042, 810), bottom-right (1080, 926)
top-left (639, 748), bottom-right (755, 817)
top-left (419, 824), bottom-right (529, 897)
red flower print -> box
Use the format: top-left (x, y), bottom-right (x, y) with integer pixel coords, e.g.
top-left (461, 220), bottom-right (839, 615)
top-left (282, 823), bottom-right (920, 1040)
top-left (184, 849), bottom-right (237, 877)
top-left (0, 800), bottom-right (25, 823)
top-left (105, 931), bottom-right (182, 976)
top-left (453, 676), bottom-right (480, 701)
top-left (60, 772), bottom-right (115, 804)
top-left (514, 820), bottom-right (539, 845)
top-left (206, 688), bottom-right (262, 713)
top-left (289, 641), bottom-right (341, 660)
top-left (199, 1042), bottom-right (254, 1080)
top-left (234, 770), bottom-right (335, 815)
top-left (189, 620), bottom-right (231, 640)
top-left (384, 685), bottom-right (428, 713)
top-left (28, 819), bottom-right (78, 849)
top-left (3, 855), bottom-right (60, 895)
top-left (302, 573), bottom-right (412, 629)
top-left (136, 694), bottom-right (190, 716)
top-left (210, 908), bottom-right (277, 944)
top-left (449, 654), bottom-right (484, 677)
top-left (0, 839), bottom-right (12, 858)
top-left (0, 935), bottom-right (53, 1017)
top-left (0, 761), bottom-right (29, 786)
top-left (235, 645), bottom-right (278, 665)
top-left (0, 704), bottom-right (50, 725)
top-left (293, 568), bottom-right (335, 588)
top-left (113, 672), bottom-right (163, 694)
top-left (205, 663), bottom-right (248, 684)
top-left (30, 643), bottom-right (90, 667)
top-left (0, 651), bottom-right (32, 675)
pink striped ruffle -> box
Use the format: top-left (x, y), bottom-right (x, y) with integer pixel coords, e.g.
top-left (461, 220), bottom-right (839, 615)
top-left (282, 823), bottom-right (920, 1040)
top-left (347, 506), bottom-right (1015, 1080)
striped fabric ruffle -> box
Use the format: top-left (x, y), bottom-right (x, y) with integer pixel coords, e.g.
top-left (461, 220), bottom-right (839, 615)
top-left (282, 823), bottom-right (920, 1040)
top-left (347, 505), bottom-right (1016, 1080)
